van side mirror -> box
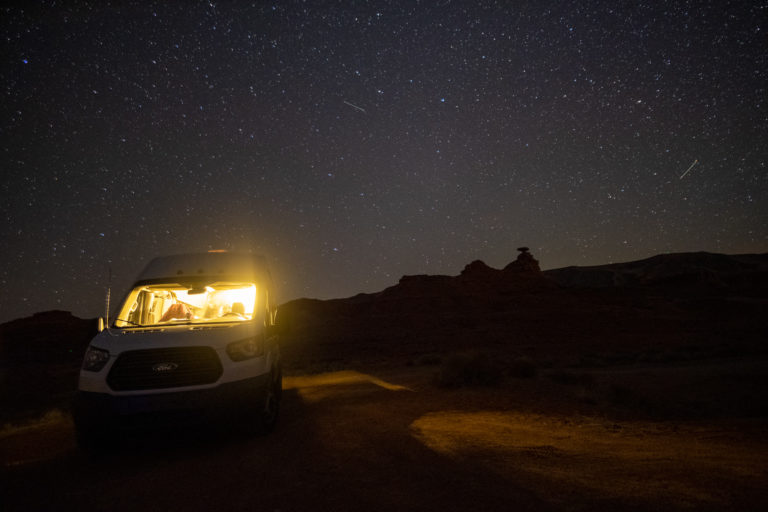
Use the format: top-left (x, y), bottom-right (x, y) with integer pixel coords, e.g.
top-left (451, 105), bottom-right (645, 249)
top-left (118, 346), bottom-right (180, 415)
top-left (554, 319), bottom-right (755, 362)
top-left (273, 310), bottom-right (290, 337)
top-left (97, 317), bottom-right (105, 333)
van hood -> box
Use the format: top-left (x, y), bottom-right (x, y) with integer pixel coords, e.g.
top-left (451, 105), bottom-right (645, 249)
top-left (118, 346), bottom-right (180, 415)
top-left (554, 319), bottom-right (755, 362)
top-left (90, 322), bottom-right (257, 354)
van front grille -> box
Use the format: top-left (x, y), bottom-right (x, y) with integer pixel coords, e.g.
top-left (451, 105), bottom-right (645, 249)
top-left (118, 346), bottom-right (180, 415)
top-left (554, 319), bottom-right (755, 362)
top-left (107, 347), bottom-right (222, 391)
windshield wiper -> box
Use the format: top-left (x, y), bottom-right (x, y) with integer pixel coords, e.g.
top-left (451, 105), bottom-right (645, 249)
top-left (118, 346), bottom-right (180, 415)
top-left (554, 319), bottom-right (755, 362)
top-left (115, 318), bottom-right (142, 327)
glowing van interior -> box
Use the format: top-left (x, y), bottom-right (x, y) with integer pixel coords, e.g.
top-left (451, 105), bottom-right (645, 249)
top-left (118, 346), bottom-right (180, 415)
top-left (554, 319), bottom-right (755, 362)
top-left (114, 282), bottom-right (258, 327)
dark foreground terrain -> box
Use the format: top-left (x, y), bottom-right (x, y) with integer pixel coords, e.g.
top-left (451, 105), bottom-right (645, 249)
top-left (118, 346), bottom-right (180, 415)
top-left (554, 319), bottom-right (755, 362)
top-left (2, 364), bottom-right (767, 511)
top-left (1, 251), bottom-right (767, 510)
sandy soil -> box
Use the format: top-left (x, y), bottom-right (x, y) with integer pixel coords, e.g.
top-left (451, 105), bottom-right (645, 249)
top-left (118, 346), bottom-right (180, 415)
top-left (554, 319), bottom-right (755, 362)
top-left (2, 363), bottom-right (767, 511)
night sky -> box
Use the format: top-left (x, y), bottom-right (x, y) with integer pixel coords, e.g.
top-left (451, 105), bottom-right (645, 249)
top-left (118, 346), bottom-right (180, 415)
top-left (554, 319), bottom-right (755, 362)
top-left (1, 1), bottom-right (766, 323)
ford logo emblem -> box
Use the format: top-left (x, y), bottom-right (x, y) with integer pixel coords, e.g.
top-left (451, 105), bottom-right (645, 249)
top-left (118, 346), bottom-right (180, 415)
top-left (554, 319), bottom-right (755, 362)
top-left (152, 362), bottom-right (179, 372)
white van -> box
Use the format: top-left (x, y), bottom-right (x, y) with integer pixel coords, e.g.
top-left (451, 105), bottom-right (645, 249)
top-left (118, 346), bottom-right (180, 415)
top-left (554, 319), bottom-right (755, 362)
top-left (74, 251), bottom-right (281, 447)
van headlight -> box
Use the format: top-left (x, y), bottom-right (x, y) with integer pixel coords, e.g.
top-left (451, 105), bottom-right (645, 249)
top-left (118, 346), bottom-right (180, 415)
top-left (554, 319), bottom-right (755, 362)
top-left (82, 346), bottom-right (110, 372)
top-left (227, 337), bottom-right (263, 361)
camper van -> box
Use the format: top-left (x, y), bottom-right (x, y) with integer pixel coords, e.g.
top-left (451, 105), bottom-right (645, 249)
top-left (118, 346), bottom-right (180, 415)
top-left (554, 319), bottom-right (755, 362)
top-left (74, 251), bottom-right (281, 447)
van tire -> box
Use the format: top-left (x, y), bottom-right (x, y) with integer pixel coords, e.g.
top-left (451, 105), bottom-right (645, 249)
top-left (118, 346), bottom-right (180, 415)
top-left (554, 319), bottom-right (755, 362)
top-left (246, 364), bottom-right (281, 435)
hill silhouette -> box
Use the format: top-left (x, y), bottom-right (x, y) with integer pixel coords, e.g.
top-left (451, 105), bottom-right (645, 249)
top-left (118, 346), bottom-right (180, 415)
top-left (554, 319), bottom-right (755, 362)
top-left (545, 251), bottom-right (768, 291)
top-left (277, 250), bottom-right (768, 369)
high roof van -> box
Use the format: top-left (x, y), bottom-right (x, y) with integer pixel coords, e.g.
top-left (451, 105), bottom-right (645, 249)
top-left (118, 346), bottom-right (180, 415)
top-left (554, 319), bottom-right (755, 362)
top-left (74, 251), bottom-right (281, 449)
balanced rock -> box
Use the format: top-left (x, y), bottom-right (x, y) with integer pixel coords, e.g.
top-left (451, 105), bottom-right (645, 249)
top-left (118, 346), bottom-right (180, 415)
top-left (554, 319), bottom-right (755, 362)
top-left (504, 247), bottom-right (541, 273)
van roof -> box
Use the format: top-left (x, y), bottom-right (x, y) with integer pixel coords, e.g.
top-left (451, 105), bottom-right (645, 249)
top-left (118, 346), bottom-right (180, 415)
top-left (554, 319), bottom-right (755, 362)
top-left (136, 252), bottom-right (270, 283)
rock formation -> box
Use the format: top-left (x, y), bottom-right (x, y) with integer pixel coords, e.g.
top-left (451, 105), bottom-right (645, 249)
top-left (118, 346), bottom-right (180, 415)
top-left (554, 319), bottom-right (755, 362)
top-left (504, 247), bottom-right (541, 273)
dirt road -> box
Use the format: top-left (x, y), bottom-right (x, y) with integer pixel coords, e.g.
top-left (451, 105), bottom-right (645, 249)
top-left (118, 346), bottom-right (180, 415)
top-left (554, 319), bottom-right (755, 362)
top-left (2, 366), bottom-right (767, 511)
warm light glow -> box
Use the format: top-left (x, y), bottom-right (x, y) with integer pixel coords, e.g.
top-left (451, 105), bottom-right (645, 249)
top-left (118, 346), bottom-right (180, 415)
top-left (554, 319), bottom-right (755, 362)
top-left (114, 282), bottom-right (258, 327)
top-left (284, 370), bottom-right (412, 391)
top-left (283, 370), bottom-right (412, 404)
top-left (408, 410), bottom-right (766, 506)
top-left (207, 284), bottom-right (257, 317)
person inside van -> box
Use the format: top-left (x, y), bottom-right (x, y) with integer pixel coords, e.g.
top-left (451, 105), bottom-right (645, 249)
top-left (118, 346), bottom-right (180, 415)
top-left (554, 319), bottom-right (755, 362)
top-left (160, 302), bottom-right (192, 322)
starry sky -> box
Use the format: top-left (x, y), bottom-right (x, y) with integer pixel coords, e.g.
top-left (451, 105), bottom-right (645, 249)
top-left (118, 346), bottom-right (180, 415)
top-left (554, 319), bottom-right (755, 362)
top-left (1, 0), bottom-right (766, 323)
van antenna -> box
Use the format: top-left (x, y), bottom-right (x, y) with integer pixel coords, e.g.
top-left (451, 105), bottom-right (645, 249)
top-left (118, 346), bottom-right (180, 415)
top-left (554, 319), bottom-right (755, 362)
top-left (105, 265), bottom-right (112, 331)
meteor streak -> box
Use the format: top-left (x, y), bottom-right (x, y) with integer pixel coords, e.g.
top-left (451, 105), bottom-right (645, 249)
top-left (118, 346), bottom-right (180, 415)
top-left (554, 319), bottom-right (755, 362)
top-left (343, 100), bottom-right (366, 113)
top-left (679, 159), bottom-right (699, 179)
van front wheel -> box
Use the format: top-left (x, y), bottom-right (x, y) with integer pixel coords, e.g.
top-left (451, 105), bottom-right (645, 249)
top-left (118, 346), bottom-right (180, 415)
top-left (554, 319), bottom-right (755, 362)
top-left (246, 365), bottom-right (281, 435)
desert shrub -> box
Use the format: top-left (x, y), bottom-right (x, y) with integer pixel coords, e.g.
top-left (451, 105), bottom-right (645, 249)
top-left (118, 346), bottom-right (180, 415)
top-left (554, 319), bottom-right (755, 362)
top-left (408, 353), bottom-right (442, 367)
top-left (605, 352), bottom-right (637, 365)
top-left (638, 349), bottom-right (692, 364)
top-left (549, 371), bottom-right (593, 386)
top-left (637, 350), bottom-right (661, 363)
top-left (579, 352), bottom-right (606, 367)
top-left (291, 358), bottom-right (349, 375)
top-left (609, 383), bottom-right (647, 409)
top-left (507, 357), bottom-right (537, 379)
top-left (435, 351), bottom-right (502, 388)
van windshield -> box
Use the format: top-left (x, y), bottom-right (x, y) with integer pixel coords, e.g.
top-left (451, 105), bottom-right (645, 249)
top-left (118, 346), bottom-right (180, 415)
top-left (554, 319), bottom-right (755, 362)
top-left (114, 281), bottom-right (258, 328)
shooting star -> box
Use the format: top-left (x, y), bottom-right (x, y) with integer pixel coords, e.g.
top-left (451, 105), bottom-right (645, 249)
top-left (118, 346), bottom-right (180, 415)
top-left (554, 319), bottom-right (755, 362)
top-left (679, 159), bottom-right (699, 180)
top-left (343, 100), bottom-right (366, 113)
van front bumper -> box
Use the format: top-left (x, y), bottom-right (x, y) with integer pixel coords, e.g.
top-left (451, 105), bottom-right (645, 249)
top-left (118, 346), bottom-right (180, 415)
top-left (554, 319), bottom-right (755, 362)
top-left (73, 374), bottom-right (270, 429)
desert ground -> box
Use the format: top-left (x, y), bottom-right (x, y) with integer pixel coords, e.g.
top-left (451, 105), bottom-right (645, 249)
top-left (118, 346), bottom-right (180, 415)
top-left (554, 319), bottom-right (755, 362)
top-left (1, 360), bottom-right (767, 511)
